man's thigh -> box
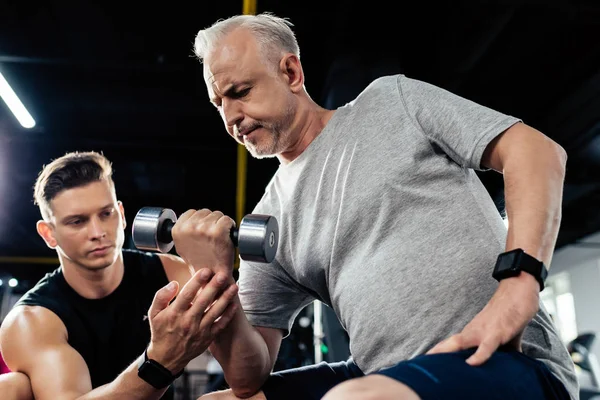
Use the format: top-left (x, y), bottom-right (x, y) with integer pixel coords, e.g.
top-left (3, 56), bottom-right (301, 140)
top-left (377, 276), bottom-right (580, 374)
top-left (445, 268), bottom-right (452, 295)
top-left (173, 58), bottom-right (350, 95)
top-left (373, 348), bottom-right (570, 400)
top-left (261, 359), bottom-right (364, 400)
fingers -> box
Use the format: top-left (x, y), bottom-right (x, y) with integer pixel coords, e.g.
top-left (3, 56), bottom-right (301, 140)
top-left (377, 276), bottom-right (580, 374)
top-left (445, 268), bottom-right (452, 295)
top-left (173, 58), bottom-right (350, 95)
top-left (210, 301), bottom-right (239, 336)
top-left (173, 209), bottom-right (233, 242)
top-left (201, 211), bottom-right (233, 241)
top-left (148, 281), bottom-right (179, 320)
top-left (198, 283), bottom-right (239, 329)
top-left (167, 269), bottom-right (237, 335)
top-left (172, 208), bottom-right (212, 241)
top-left (216, 213), bottom-right (236, 231)
top-left (426, 334), bottom-right (466, 355)
top-left (428, 332), bottom-right (502, 366)
top-left (187, 272), bottom-right (233, 316)
top-left (466, 337), bottom-right (498, 366)
top-left (172, 268), bottom-right (216, 311)
top-left (178, 208), bottom-right (228, 228)
top-left (176, 208), bottom-right (211, 225)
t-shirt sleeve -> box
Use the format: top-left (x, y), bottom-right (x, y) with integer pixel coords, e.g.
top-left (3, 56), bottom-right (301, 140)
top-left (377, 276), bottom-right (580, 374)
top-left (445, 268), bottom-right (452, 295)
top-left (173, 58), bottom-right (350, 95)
top-left (397, 74), bottom-right (522, 170)
top-left (237, 259), bottom-right (314, 337)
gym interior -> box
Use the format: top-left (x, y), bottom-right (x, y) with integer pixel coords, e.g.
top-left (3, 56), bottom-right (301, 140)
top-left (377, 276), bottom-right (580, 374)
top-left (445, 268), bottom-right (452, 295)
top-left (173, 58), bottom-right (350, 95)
top-left (0, 1), bottom-right (599, 399)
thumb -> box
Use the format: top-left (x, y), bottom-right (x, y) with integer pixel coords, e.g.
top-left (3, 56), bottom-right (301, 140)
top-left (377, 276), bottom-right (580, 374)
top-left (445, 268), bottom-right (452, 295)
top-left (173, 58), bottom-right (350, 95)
top-left (148, 281), bottom-right (179, 320)
top-left (508, 332), bottom-right (524, 353)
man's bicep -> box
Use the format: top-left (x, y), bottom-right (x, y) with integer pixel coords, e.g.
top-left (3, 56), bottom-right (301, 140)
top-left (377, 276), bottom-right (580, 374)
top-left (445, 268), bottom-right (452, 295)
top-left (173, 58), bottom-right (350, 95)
top-left (0, 307), bottom-right (93, 400)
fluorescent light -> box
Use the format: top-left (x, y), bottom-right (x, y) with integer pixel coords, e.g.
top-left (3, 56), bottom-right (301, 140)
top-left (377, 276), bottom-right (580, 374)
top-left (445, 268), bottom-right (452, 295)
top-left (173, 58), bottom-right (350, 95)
top-left (0, 70), bottom-right (35, 128)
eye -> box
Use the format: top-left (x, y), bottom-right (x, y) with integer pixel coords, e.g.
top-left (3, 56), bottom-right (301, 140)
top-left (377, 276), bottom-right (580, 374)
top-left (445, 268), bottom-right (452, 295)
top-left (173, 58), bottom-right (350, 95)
top-left (68, 219), bottom-right (82, 225)
top-left (233, 88), bottom-right (251, 98)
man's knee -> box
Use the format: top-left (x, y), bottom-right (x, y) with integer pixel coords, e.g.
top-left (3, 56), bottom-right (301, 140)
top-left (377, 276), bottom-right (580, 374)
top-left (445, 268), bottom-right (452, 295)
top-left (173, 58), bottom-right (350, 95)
top-left (322, 375), bottom-right (421, 400)
top-left (197, 388), bottom-right (267, 400)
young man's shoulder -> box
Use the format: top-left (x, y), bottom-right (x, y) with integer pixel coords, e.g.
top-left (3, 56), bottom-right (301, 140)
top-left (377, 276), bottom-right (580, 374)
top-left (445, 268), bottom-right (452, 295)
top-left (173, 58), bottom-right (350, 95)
top-left (2, 304), bottom-right (66, 344)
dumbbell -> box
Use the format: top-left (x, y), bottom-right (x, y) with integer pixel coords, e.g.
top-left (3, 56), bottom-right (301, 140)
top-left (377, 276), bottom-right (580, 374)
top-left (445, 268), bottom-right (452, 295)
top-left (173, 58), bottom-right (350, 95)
top-left (131, 207), bottom-right (279, 263)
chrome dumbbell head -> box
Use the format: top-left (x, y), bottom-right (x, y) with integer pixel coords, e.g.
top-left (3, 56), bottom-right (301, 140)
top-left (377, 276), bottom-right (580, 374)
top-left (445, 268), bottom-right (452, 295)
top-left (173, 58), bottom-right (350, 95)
top-left (132, 207), bottom-right (177, 253)
top-left (238, 214), bottom-right (279, 263)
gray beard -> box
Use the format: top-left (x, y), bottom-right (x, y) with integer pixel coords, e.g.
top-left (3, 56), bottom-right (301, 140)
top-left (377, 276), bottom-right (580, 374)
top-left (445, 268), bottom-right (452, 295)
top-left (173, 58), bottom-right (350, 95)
top-left (246, 103), bottom-right (296, 159)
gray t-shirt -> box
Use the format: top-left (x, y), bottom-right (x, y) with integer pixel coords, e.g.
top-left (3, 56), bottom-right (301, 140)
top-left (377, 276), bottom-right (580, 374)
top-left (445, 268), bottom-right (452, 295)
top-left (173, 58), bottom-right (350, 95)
top-left (238, 74), bottom-right (578, 399)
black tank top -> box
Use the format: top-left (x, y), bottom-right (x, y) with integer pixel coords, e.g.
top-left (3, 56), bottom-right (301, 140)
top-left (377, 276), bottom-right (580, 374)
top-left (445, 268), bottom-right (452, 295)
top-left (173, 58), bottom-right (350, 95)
top-left (14, 249), bottom-right (175, 399)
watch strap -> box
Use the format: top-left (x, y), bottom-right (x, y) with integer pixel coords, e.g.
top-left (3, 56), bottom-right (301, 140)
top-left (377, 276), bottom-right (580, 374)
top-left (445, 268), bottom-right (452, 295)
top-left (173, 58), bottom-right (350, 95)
top-left (518, 251), bottom-right (548, 290)
top-left (137, 349), bottom-right (184, 389)
top-left (493, 249), bottom-right (547, 291)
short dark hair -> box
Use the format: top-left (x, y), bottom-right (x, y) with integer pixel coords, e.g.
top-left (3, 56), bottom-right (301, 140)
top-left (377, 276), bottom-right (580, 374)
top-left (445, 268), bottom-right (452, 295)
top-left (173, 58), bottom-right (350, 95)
top-left (33, 151), bottom-right (115, 220)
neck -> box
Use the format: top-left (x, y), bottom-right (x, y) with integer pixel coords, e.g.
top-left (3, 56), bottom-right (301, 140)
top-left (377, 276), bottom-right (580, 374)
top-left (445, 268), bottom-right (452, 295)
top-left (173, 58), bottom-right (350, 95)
top-left (60, 251), bottom-right (125, 299)
top-left (277, 98), bottom-right (335, 164)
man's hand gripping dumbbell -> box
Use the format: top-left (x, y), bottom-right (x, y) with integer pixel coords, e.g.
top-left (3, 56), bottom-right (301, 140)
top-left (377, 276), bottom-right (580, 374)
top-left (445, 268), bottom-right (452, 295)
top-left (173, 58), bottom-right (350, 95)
top-left (132, 207), bottom-right (279, 278)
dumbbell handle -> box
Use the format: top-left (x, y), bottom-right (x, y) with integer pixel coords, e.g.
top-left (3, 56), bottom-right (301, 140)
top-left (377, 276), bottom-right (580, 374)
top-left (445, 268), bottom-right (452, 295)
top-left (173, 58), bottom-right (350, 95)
top-left (157, 218), bottom-right (240, 247)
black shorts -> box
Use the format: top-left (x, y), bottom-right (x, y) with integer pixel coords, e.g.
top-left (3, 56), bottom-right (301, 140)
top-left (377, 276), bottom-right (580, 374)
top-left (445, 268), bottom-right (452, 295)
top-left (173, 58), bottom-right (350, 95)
top-left (261, 349), bottom-right (570, 400)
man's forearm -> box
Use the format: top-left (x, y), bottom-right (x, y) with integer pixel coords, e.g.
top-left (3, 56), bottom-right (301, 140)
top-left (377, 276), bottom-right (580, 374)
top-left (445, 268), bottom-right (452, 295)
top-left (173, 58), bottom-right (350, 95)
top-left (77, 355), bottom-right (169, 400)
top-left (209, 299), bottom-right (273, 398)
top-left (503, 137), bottom-right (567, 269)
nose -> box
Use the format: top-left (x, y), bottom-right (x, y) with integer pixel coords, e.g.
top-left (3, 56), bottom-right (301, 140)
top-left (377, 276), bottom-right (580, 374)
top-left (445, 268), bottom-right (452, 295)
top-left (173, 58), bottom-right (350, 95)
top-left (221, 98), bottom-right (243, 131)
top-left (88, 217), bottom-right (107, 240)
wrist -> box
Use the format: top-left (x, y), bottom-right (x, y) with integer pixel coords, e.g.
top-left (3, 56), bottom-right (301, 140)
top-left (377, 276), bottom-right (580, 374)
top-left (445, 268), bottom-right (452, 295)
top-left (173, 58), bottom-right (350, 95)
top-left (496, 272), bottom-right (541, 317)
top-left (499, 270), bottom-right (541, 293)
top-left (147, 343), bottom-right (186, 374)
top-left (138, 347), bottom-right (185, 390)
top-left (492, 248), bottom-right (547, 291)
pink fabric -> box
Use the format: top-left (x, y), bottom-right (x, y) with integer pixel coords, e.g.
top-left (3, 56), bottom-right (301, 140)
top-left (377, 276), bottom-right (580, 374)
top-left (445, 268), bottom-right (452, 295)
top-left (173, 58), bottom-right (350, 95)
top-left (0, 352), bottom-right (11, 374)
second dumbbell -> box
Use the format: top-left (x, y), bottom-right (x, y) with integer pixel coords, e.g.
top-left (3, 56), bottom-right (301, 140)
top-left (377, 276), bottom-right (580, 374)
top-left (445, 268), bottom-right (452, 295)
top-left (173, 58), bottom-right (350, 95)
top-left (132, 207), bottom-right (279, 263)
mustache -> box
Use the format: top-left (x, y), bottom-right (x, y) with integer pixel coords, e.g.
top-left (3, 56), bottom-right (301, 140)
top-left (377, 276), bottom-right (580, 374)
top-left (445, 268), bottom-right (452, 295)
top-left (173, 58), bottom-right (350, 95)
top-left (234, 122), bottom-right (263, 136)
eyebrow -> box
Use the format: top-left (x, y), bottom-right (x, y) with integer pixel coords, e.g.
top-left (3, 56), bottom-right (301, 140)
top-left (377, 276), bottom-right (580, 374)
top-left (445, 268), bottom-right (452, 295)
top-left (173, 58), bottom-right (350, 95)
top-left (210, 81), bottom-right (249, 104)
top-left (60, 203), bottom-right (114, 223)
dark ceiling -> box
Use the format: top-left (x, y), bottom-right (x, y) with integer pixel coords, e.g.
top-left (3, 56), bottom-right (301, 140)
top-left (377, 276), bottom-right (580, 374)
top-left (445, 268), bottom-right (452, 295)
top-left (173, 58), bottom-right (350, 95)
top-left (1, 0), bottom-right (599, 288)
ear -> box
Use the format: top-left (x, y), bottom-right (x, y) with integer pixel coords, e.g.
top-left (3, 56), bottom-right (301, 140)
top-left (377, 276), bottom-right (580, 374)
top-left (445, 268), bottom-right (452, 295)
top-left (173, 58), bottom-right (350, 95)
top-left (36, 220), bottom-right (57, 249)
top-left (117, 201), bottom-right (127, 230)
top-left (280, 54), bottom-right (304, 93)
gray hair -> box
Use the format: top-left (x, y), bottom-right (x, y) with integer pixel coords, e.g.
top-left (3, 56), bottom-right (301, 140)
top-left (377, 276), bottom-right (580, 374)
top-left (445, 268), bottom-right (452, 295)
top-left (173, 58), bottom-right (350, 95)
top-left (193, 12), bottom-right (300, 66)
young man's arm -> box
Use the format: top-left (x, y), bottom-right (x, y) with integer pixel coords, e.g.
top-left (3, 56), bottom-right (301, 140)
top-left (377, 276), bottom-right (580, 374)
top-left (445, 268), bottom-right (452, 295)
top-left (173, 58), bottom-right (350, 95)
top-left (158, 253), bottom-right (194, 287)
top-left (0, 269), bottom-right (238, 400)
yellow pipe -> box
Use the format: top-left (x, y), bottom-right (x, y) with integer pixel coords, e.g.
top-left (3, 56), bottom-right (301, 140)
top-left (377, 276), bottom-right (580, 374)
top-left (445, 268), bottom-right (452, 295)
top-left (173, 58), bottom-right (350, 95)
top-left (243, 0), bottom-right (257, 16)
top-left (236, 146), bottom-right (247, 232)
top-left (0, 256), bottom-right (59, 265)
top-left (235, 0), bottom-right (256, 271)
top-left (235, 145), bottom-right (246, 271)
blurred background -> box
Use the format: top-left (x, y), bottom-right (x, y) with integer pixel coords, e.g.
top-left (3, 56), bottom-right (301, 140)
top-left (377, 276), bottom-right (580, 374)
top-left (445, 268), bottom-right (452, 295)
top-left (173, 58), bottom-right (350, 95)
top-left (1, 0), bottom-right (600, 398)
